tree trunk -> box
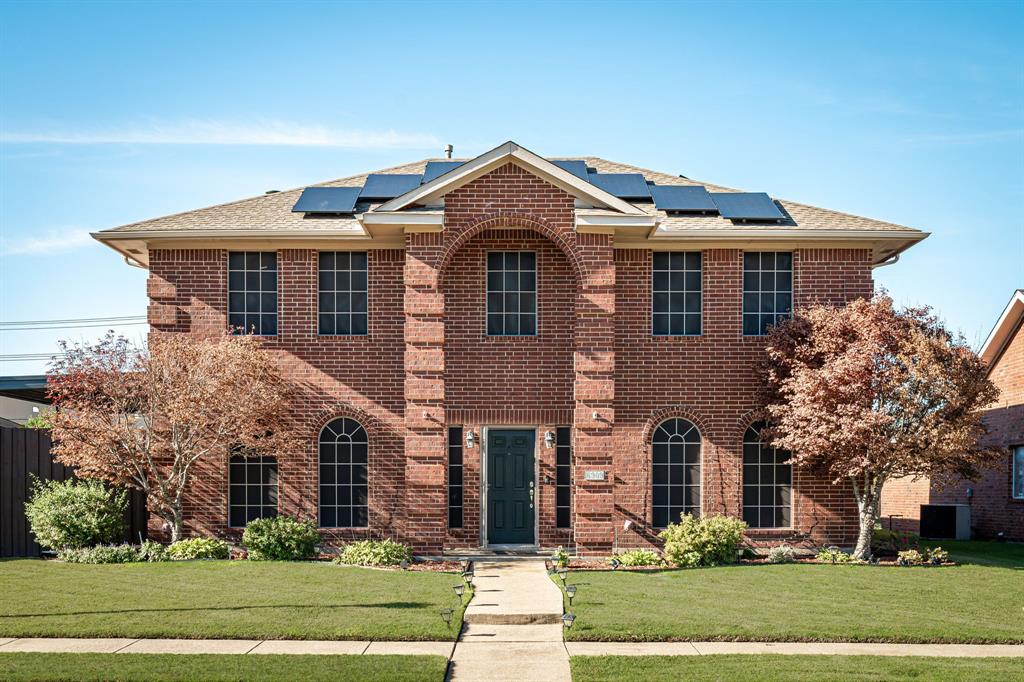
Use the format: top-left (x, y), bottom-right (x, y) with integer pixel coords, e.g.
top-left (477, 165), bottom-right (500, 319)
top-left (851, 476), bottom-right (884, 561)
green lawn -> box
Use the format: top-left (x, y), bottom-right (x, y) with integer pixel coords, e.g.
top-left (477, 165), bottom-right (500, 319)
top-left (570, 655), bottom-right (1024, 682)
top-left (557, 542), bottom-right (1024, 643)
top-left (0, 653), bottom-right (447, 681)
top-left (922, 540), bottom-right (1024, 568)
top-left (0, 560), bottom-right (468, 641)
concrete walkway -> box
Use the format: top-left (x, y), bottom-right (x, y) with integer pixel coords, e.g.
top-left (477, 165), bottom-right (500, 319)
top-left (0, 637), bottom-right (454, 657)
top-left (450, 560), bottom-right (571, 681)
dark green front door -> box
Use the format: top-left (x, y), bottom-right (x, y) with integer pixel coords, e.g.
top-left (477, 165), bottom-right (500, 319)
top-left (487, 429), bottom-right (535, 545)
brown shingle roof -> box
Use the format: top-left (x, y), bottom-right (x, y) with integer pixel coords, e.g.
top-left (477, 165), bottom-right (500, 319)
top-left (99, 156), bottom-right (921, 235)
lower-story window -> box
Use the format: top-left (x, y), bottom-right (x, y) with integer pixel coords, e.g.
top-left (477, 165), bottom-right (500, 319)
top-left (1013, 446), bottom-right (1024, 499)
top-left (742, 422), bottom-right (793, 528)
top-left (556, 427), bottom-right (572, 528)
top-left (228, 455), bottom-right (278, 527)
top-left (448, 427), bottom-right (464, 529)
top-left (652, 418), bottom-right (702, 528)
top-left (319, 418), bottom-right (369, 528)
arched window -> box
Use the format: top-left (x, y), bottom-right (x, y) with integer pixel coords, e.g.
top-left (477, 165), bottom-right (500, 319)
top-left (743, 422), bottom-right (792, 528)
top-left (319, 418), bottom-right (368, 528)
top-left (652, 418), bottom-right (701, 528)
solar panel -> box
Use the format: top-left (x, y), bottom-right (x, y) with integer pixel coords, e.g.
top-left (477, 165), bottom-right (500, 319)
top-left (551, 159), bottom-right (589, 180)
top-left (650, 185), bottom-right (718, 213)
top-left (422, 161), bottom-right (464, 183)
top-left (710, 192), bottom-right (785, 221)
top-left (587, 172), bottom-right (652, 200)
top-left (359, 174), bottom-right (423, 200)
top-left (291, 187), bottom-right (361, 214)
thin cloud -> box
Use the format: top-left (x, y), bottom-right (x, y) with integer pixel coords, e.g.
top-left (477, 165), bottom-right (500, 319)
top-left (1, 119), bottom-right (441, 149)
top-left (1, 228), bottom-right (95, 256)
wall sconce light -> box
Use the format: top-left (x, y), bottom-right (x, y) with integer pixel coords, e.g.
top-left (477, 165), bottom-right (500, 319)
top-left (466, 430), bottom-right (476, 448)
top-left (591, 410), bottom-right (599, 421)
top-left (544, 431), bottom-right (555, 449)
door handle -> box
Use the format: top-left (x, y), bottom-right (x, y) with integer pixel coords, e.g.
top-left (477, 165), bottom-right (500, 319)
top-left (529, 482), bottom-right (534, 508)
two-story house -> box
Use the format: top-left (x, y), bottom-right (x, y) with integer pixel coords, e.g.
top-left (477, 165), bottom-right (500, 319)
top-left (94, 141), bottom-right (927, 554)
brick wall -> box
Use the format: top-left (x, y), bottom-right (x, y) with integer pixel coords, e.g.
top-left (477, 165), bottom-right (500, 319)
top-left (146, 162), bottom-right (877, 553)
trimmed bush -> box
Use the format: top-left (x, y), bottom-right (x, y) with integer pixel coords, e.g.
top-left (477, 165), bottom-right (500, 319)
top-left (926, 546), bottom-right (949, 564)
top-left (767, 544), bottom-right (797, 564)
top-left (816, 546), bottom-right (854, 563)
top-left (242, 516), bottom-right (320, 561)
top-left (658, 514), bottom-right (747, 568)
top-left (59, 544), bottom-right (141, 564)
top-left (611, 549), bottom-right (663, 567)
top-left (334, 539), bottom-right (412, 567)
top-left (872, 527), bottom-right (920, 555)
top-left (553, 546), bottom-right (570, 568)
top-left (138, 540), bottom-right (169, 562)
top-left (167, 537), bottom-right (229, 560)
top-left (24, 478), bottom-right (127, 550)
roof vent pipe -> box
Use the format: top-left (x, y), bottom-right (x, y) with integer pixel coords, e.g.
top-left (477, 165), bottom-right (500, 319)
top-left (444, 144), bottom-right (453, 159)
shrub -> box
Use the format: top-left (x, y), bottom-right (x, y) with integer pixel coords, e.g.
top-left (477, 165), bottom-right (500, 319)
top-left (24, 478), bottom-right (127, 550)
top-left (334, 539), bottom-right (412, 567)
top-left (658, 514), bottom-right (747, 568)
top-left (897, 548), bottom-right (925, 565)
top-left (611, 549), bottom-right (663, 567)
top-left (926, 547), bottom-right (949, 564)
top-left (59, 544), bottom-right (141, 564)
top-left (138, 540), bottom-right (169, 562)
top-left (242, 516), bottom-right (320, 561)
top-left (767, 544), bottom-right (797, 564)
top-left (553, 546), bottom-right (571, 568)
top-left (816, 546), bottom-right (853, 563)
top-left (168, 537), bottom-right (229, 560)
top-left (872, 527), bottom-right (920, 555)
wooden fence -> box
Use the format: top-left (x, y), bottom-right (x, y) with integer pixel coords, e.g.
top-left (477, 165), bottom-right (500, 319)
top-left (0, 427), bottom-right (147, 557)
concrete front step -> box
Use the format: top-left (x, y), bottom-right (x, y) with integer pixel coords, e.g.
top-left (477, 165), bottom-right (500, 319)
top-left (462, 560), bottom-right (564, 626)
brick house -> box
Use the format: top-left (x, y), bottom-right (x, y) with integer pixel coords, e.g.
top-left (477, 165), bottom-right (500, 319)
top-left (881, 290), bottom-right (1024, 540)
top-left (94, 141), bottom-right (927, 554)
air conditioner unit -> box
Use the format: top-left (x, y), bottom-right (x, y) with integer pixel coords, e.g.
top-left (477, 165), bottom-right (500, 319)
top-left (920, 504), bottom-right (971, 540)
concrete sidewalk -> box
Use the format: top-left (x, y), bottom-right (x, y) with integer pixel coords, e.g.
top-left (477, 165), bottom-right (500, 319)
top-left (0, 637), bottom-right (454, 657)
top-left (566, 641), bottom-right (1024, 658)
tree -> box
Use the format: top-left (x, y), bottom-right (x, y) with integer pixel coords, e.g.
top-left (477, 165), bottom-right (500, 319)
top-left (761, 294), bottom-right (1001, 560)
top-left (47, 332), bottom-right (296, 542)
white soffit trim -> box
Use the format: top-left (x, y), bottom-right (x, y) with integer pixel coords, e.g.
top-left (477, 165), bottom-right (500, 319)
top-left (979, 290), bottom-right (1024, 365)
top-left (576, 212), bottom-right (658, 228)
top-left (646, 227), bottom-right (930, 241)
top-left (377, 141), bottom-right (645, 215)
top-left (359, 212), bottom-right (443, 226)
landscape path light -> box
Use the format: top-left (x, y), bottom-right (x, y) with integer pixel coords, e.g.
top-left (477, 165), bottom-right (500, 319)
top-left (557, 568), bottom-right (568, 585)
top-left (440, 608), bottom-right (453, 627)
top-left (562, 612), bottom-right (576, 629)
top-left (453, 583), bottom-right (465, 601)
top-left (566, 584), bottom-right (577, 606)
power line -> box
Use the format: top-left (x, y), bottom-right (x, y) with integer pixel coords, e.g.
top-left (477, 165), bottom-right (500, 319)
top-left (1, 321), bottom-right (148, 332)
top-left (0, 315), bottom-right (145, 327)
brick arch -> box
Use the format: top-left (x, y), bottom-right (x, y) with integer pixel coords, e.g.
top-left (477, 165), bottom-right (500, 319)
top-left (734, 408), bottom-right (770, 438)
top-left (308, 403), bottom-right (380, 449)
top-left (437, 212), bottom-right (586, 284)
top-left (641, 405), bottom-right (712, 446)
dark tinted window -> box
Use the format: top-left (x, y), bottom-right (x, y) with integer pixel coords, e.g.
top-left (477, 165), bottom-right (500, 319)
top-left (556, 427), bottom-right (572, 528)
top-left (318, 252), bottom-right (368, 336)
top-left (319, 418), bottom-right (369, 528)
top-left (742, 251), bottom-right (792, 336)
top-left (228, 252), bottom-right (277, 336)
top-left (742, 422), bottom-right (792, 528)
top-left (228, 455), bottom-right (278, 527)
top-left (448, 427), bottom-right (464, 529)
top-left (486, 251), bottom-right (537, 336)
top-left (652, 418), bottom-right (701, 528)
top-left (652, 252), bottom-right (702, 336)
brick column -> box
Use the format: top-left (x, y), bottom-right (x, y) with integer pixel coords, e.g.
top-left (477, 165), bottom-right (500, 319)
top-left (403, 232), bottom-right (447, 553)
top-left (572, 233), bottom-right (616, 554)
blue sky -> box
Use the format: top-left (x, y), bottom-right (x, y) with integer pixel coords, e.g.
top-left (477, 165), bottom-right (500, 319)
top-left (1, 0), bottom-right (1021, 374)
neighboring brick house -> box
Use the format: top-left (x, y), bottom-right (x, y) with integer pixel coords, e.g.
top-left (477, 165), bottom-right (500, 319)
top-left (882, 290), bottom-right (1024, 540)
top-left (94, 141), bottom-right (927, 554)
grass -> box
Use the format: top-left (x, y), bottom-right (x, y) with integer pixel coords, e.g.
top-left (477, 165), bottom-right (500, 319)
top-left (922, 539), bottom-right (1024, 568)
top-left (570, 655), bottom-right (1024, 682)
top-left (0, 653), bottom-right (447, 681)
top-left (558, 541), bottom-right (1024, 643)
top-left (0, 560), bottom-right (469, 641)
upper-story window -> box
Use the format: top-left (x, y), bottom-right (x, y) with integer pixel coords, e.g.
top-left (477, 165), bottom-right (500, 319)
top-left (228, 252), bottom-right (277, 336)
top-left (486, 251), bottom-right (536, 336)
top-left (652, 252), bottom-right (701, 336)
top-left (743, 252), bottom-right (792, 336)
top-left (319, 252), bottom-right (368, 336)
